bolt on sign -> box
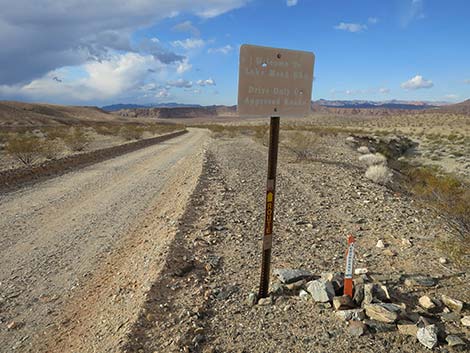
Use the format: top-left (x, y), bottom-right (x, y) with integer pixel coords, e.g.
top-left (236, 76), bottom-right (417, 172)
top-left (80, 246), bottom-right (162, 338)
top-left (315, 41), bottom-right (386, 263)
top-left (238, 44), bottom-right (315, 117)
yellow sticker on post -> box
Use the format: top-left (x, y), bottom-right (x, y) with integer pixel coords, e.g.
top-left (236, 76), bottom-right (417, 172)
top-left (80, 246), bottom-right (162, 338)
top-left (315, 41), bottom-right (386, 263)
top-left (237, 44), bottom-right (315, 117)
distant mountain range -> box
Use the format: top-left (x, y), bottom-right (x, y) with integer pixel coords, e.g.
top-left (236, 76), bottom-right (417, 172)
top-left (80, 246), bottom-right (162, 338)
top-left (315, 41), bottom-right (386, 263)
top-left (103, 99), bottom-right (453, 112)
top-left (313, 99), bottom-right (451, 110)
top-left (102, 102), bottom-right (202, 112)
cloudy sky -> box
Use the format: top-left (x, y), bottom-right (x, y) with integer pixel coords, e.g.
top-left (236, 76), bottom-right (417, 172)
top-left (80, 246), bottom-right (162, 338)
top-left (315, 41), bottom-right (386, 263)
top-left (0, 0), bottom-right (469, 106)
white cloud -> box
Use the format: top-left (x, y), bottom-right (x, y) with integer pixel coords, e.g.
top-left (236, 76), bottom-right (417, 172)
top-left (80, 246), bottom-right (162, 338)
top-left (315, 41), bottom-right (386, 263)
top-left (172, 21), bottom-right (200, 37)
top-left (156, 88), bottom-right (170, 98)
top-left (0, 0), bottom-right (249, 86)
top-left (172, 38), bottom-right (206, 50)
top-left (368, 17), bottom-right (379, 24)
top-left (286, 0), bottom-right (298, 6)
top-left (166, 79), bottom-right (193, 88)
top-left (334, 22), bottom-right (367, 33)
top-left (401, 75), bottom-right (434, 90)
top-left (208, 45), bottom-right (234, 54)
top-left (197, 78), bottom-right (216, 86)
top-left (402, 0), bottom-right (425, 27)
top-left (177, 59), bottom-right (192, 74)
top-left (0, 52), bottom-right (173, 102)
top-left (379, 87), bottom-right (391, 94)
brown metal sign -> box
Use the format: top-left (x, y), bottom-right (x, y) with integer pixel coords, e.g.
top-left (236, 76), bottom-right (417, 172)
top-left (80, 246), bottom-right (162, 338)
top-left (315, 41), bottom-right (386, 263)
top-left (238, 44), bottom-right (315, 117)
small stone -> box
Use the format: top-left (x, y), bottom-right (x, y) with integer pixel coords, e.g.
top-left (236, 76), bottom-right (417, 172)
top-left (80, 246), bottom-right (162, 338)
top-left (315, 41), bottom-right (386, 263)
top-left (441, 295), bottom-right (463, 313)
top-left (246, 293), bottom-right (257, 307)
top-left (440, 312), bottom-right (461, 323)
top-left (353, 284), bottom-right (364, 306)
top-left (419, 295), bottom-right (437, 310)
top-left (286, 279), bottom-right (306, 291)
top-left (404, 276), bottom-right (437, 288)
top-left (401, 238), bottom-right (412, 247)
top-left (446, 335), bottom-right (465, 347)
top-left (271, 283), bottom-right (284, 295)
top-left (6, 321), bottom-right (20, 330)
top-left (376, 240), bottom-right (385, 248)
top-left (333, 295), bottom-right (356, 310)
top-left (354, 268), bottom-right (368, 275)
top-left (364, 303), bottom-right (399, 323)
top-left (383, 249), bottom-right (397, 257)
top-left (397, 322), bottom-right (418, 336)
top-left (439, 257), bottom-right (448, 264)
top-left (273, 269), bottom-right (313, 284)
top-left (257, 297), bottom-right (273, 306)
top-left (375, 284), bottom-right (391, 302)
top-left (365, 320), bottom-right (396, 333)
top-left (363, 283), bottom-right (374, 305)
top-left (335, 309), bottom-right (365, 322)
top-left (417, 324), bottom-right (438, 349)
top-left (299, 289), bottom-right (310, 301)
top-left (461, 316), bottom-right (470, 327)
top-left (306, 279), bottom-right (335, 303)
top-left (348, 321), bottom-right (367, 336)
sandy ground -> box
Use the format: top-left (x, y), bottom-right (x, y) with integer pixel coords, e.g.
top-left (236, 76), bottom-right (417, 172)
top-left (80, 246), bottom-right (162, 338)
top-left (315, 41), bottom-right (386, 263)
top-left (0, 129), bottom-right (209, 352)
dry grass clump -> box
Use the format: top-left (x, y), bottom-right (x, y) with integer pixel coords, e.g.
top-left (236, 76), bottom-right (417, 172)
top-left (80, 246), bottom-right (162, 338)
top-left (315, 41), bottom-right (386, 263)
top-left (63, 128), bottom-right (90, 151)
top-left (5, 134), bottom-right (43, 166)
top-left (365, 165), bottom-right (393, 185)
top-left (119, 125), bottom-right (145, 140)
top-left (404, 165), bottom-right (470, 265)
top-left (359, 153), bottom-right (387, 166)
top-left (282, 131), bottom-right (321, 162)
top-left (357, 146), bottom-right (370, 154)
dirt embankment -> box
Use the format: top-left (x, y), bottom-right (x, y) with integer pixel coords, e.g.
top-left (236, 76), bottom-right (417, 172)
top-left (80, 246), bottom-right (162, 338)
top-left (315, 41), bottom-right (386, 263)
top-left (0, 130), bottom-right (187, 192)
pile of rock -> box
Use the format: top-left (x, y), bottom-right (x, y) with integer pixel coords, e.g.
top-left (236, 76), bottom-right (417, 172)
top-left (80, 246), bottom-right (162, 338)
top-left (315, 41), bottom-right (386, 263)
top-left (249, 269), bottom-right (469, 350)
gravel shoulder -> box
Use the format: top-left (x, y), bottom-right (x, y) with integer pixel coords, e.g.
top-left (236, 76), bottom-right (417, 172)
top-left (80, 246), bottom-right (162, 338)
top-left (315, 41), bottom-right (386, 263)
top-left (124, 134), bottom-right (469, 352)
top-left (0, 128), bottom-right (209, 352)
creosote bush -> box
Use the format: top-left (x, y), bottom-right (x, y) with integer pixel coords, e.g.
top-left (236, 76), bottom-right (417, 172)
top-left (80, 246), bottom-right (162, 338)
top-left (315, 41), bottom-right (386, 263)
top-left (359, 153), bottom-right (387, 166)
top-left (5, 134), bottom-right (42, 166)
top-left (282, 131), bottom-right (321, 162)
top-left (63, 128), bottom-right (90, 151)
top-left (119, 125), bottom-right (145, 140)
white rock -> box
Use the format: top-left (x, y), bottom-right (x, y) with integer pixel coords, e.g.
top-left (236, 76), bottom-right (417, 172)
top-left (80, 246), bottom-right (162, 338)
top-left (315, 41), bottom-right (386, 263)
top-left (354, 268), bottom-right (368, 275)
top-left (461, 316), bottom-right (470, 327)
top-left (419, 295), bottom-right (436, 310)
top-left (438, 257), bottom-right (448, 264)
top-left (417, 324), bottom-right (438, 349)
top-left (299, 289), bottom-right (310, 301)
top-left (376, 240), bottom-right (385, 248)
top-left (306, 279), bottom-right (335, 303)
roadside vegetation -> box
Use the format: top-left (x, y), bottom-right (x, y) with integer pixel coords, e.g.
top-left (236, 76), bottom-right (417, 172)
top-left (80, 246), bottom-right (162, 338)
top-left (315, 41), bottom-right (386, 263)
top-left (0, 123), bottom-right (184, 169)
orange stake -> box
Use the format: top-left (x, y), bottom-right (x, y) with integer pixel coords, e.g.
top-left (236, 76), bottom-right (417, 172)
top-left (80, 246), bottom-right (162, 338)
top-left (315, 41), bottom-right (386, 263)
top-left (344, 235), bottom-right (355, 298)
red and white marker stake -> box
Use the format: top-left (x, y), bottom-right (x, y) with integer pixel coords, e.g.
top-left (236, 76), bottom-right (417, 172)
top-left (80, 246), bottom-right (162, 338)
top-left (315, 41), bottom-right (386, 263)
top-left (344, 234), bottom-right (355, 298)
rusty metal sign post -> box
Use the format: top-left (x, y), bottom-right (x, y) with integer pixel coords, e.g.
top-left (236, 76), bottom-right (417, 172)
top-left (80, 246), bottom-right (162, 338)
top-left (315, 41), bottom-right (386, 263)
top-left (237, 44), bottom-right (315, 299)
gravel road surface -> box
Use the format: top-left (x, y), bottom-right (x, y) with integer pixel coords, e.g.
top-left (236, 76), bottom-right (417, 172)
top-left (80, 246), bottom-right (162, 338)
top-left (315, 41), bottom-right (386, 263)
top-left (0, 128), bottom-right (208, 352)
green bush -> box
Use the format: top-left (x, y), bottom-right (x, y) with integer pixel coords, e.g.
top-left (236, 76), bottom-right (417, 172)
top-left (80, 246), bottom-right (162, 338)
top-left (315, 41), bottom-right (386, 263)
top-left (119, 125), bottom-right (145, 140)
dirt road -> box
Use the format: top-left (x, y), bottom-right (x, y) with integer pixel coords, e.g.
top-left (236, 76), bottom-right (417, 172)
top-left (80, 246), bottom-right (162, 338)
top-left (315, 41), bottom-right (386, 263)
top-left (0, 128), bottom-right (209, 352)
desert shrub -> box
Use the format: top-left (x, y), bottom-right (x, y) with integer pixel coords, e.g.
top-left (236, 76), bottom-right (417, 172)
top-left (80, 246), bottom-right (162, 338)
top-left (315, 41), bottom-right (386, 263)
top-left (120, 125), bottom-right (145, 140)
top-left (357, 146), bottom-right (370, 154)
top-left (5, 134), bottom-right (42, 166)
top-left (282, 131), bottom-right (320, 162)
top-left (365, 165), bottom-right (392, 185)
top-left (45, 127), bottom-right (70, 140)
top-left (359, 153), bottom-right (387, 166)
top-left (92, 125), bottom-right (122, 136)
top-left (63, 128), bottom-right (90, 151)
top-left (38, 139), bottom-right (63, 160)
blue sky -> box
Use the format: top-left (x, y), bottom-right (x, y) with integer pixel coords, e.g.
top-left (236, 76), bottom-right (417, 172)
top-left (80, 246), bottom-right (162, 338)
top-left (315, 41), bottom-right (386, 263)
top-left (0, 0), bottom-right (469, 106)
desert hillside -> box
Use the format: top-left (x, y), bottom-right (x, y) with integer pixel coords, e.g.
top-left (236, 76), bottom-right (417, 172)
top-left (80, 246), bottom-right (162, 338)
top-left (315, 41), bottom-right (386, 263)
top-left (0, 101), bottom-right (119, 129)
